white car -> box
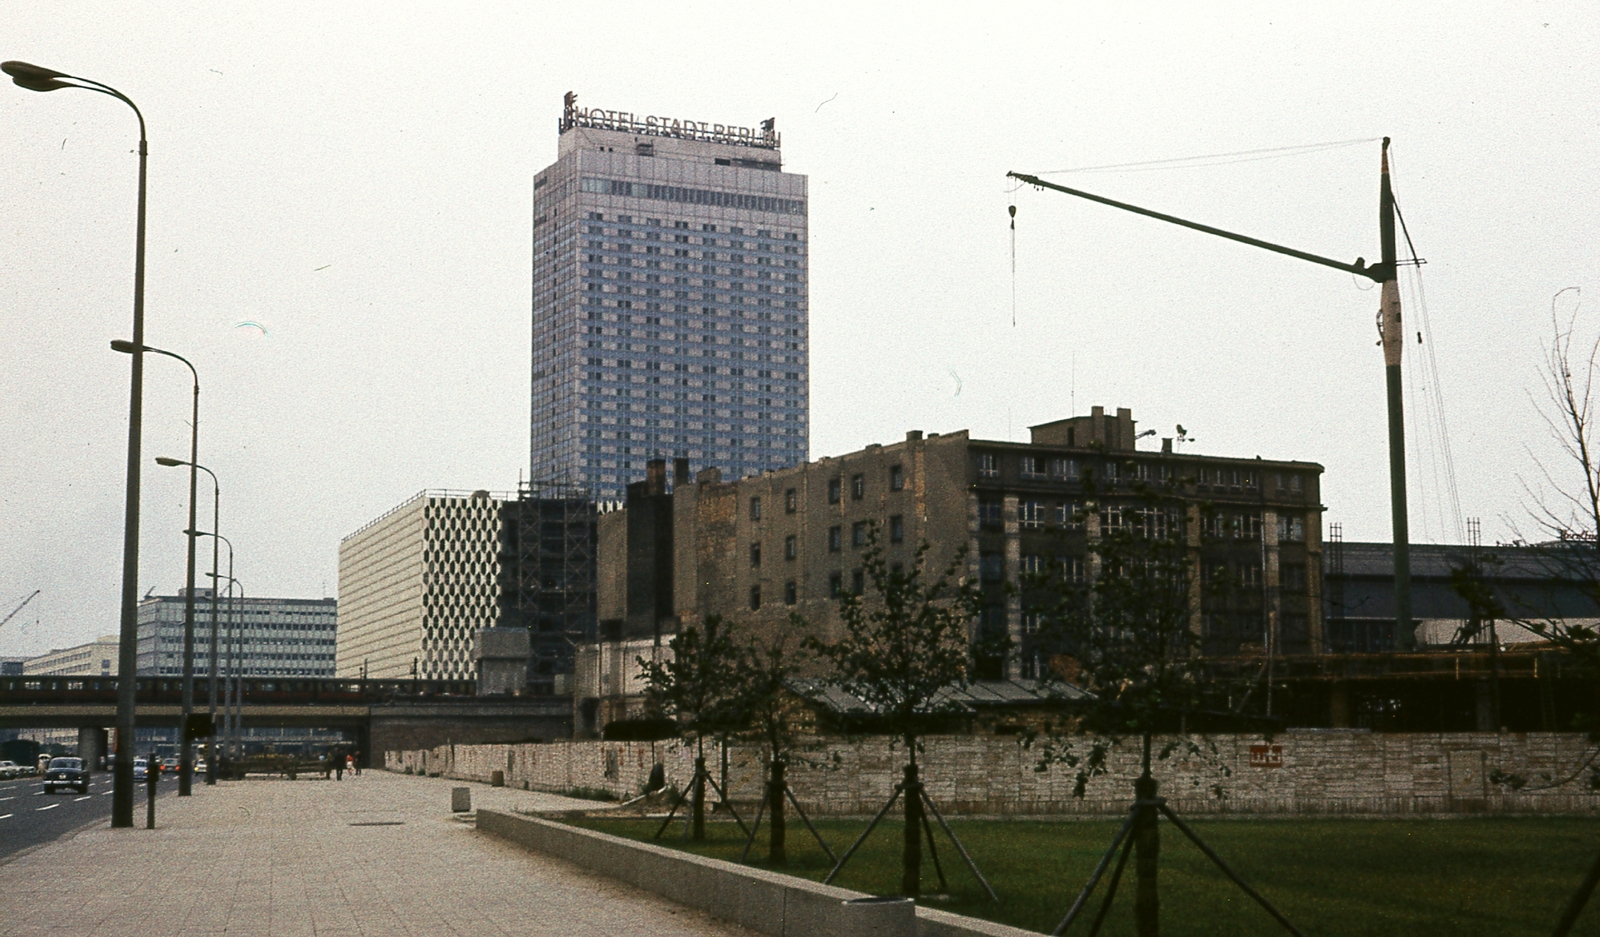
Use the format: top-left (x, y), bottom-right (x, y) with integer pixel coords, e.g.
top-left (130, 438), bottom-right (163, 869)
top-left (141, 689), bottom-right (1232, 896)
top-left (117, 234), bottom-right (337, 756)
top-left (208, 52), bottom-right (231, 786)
top-left (133, 757), bottom-right (148, 781)
top-left (0, 760), bottom-right (20, 779)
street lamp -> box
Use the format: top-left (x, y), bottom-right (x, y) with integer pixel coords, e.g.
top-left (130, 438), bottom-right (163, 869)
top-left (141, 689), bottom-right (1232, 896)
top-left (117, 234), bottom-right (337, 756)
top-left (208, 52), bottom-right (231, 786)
top-left (6, 59), bottom-right (151, 829)
top-left (122, 345), bottom-right (200, 796)
top-left (209, 575), bottom-right (245, 760)
top-left (188, 524), bottom-right (231, 781)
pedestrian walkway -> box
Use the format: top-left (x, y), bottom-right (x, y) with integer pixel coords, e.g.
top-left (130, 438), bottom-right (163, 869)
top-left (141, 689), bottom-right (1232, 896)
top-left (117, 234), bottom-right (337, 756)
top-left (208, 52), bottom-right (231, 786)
top-left (0, 768), bottom-right (756, 937)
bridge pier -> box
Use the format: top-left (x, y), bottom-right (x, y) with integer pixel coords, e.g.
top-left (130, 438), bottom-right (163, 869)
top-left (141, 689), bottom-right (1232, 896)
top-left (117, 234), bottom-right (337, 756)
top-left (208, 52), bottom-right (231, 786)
top-left (78, 726), bottom-right (108, 771)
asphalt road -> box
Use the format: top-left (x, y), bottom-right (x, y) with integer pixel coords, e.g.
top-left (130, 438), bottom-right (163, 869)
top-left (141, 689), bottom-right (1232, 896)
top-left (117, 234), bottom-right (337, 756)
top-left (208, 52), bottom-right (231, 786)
top-left (0, 774), bottom-right (181, 860)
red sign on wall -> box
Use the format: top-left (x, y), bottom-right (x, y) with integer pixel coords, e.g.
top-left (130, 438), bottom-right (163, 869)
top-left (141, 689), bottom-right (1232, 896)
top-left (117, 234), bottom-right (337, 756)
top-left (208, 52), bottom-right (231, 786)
top-left (1248, 744), bottom-right (1284, 768)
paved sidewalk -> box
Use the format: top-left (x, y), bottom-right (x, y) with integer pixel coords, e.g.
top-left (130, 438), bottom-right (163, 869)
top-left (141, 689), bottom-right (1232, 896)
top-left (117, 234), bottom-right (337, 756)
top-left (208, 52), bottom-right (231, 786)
top-left (0, 769), bottom-right (754, 937)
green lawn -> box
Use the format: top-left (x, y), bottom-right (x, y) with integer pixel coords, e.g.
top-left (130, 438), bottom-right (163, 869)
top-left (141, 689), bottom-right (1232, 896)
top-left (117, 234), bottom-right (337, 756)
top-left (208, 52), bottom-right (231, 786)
top-left (563, 813), bottom-right (1600, 936)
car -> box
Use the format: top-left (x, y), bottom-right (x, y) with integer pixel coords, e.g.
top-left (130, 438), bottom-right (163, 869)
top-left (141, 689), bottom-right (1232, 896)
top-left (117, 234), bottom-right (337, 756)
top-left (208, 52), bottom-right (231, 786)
top-left (42, 757), bottom-right (89, 794)
top-left (194, 758), bottom-right (208, 775)
top-left (132, 757), bottom-right (148, 781)
top-left (162, 757), bottom-right (180, 773)
top-left (0, 760), bottom-right (20, 780)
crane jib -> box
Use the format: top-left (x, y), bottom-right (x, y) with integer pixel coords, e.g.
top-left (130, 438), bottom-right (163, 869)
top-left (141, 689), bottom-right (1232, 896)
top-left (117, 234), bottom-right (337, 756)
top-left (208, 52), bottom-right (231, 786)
top-left (1005, 172), bottom-right (1387, 283)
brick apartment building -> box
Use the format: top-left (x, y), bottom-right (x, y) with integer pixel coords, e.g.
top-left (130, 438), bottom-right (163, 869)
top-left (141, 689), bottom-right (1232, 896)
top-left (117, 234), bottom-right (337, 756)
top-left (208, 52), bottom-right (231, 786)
top-left (576, 407), bottom-right (1324, 728)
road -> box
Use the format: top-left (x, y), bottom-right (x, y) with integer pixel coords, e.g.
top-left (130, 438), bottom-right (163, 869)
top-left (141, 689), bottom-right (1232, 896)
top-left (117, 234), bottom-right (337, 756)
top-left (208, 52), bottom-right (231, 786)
top-left (0, 774), bottom-right (179, 860)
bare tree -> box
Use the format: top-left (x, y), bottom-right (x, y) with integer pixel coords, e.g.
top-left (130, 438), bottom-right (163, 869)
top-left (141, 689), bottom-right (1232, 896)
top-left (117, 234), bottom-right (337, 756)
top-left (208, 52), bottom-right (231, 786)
top-left (1516, 286), bottom-right (1600, 661)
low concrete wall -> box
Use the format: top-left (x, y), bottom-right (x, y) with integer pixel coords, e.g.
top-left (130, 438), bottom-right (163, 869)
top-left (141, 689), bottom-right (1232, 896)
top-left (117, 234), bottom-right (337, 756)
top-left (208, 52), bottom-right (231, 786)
top-left (477, 809), bottom-right (1037, 937)
top-left (393, 731), bottom-right (1600, 817)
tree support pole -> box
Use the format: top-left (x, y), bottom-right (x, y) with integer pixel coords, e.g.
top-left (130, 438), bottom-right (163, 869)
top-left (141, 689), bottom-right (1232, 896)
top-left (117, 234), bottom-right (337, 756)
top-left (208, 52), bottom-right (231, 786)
top-left (921, 788), bottom-right (999, 902)
top-left (825, 786), bottom-right (902, 885)
top-left (786, 786), bottom-right (837, 863)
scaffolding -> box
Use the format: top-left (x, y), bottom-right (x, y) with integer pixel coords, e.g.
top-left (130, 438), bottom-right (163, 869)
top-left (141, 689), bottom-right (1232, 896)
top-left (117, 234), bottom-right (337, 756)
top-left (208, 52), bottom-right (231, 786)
top-left (499, 480), bottom-right (598, 694)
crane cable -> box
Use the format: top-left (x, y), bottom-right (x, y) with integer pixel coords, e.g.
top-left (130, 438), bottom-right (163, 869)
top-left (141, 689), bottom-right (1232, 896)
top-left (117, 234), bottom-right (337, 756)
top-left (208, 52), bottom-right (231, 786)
top-left (1390, 149), bottom-right (1465, 543)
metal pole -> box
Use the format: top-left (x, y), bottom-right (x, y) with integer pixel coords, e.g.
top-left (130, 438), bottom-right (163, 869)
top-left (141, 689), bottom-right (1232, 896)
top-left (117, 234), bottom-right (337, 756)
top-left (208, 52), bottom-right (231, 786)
top-left (230, 580), bottom-right (244, 758)
top-left (111, 91), bottom-right (149, 831)
top-left (1379, 138), bottom-right (1414, 650)
top-left (206, 489), bottom-right (219, 783)
top-left (177, 379), bottom-right (199, 795)
top-left (6, 65), bottom-right (161, 830)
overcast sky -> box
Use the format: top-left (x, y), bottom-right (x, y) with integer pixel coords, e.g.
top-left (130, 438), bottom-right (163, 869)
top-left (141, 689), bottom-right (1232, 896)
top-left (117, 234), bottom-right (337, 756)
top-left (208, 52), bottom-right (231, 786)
top-left (3, 2), bottom-right (1597, 657)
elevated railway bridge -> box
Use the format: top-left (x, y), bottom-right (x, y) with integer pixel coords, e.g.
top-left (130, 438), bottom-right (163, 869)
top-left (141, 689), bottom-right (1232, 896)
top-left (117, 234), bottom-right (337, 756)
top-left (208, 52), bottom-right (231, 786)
top-left (0, 676), bottom-right (572, 765)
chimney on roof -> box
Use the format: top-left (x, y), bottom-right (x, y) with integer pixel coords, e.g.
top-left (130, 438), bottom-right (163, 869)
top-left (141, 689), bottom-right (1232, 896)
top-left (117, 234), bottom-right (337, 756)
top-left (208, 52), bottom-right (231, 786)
top-left (646, 459), bottom-right (667, 495)
top-left (673, 457), bottom-right (690, 486)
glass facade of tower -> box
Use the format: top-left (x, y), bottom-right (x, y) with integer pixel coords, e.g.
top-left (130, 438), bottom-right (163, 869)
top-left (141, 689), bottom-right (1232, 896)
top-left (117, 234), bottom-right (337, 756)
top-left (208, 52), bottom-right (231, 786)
top-left (531, 99), bottom-right (809, 502)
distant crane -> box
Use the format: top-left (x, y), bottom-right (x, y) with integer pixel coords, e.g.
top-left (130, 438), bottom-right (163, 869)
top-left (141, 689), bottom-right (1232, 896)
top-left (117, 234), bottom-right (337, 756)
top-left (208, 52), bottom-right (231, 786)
top-left (1011, 138), bottom-right (1418, 649)
top-left (1, 590), bottom-right (40, 632)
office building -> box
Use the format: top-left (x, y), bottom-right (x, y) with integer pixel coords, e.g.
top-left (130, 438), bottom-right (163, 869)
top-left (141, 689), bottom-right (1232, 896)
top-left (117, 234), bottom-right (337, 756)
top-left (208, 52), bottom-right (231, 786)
top-left (337, 490), bottom-right (507, 681)
top-left (530, 93), bottom-right (809, 501)
top-left (22, 635), bottom-right (120, 677)
top-left (135, 589), bottom-right (336, 678)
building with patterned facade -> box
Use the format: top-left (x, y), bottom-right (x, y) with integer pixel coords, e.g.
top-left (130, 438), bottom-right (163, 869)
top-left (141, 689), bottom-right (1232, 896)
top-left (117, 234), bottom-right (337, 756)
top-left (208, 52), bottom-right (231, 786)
top-left (584, 407), bottom-right (1326, 710)
top-left (336, 490), bottom-right (506, 681)
top-left (530, 94), bottom-right (809, 501)
top-left (134, 589), bottom-right (336, 678)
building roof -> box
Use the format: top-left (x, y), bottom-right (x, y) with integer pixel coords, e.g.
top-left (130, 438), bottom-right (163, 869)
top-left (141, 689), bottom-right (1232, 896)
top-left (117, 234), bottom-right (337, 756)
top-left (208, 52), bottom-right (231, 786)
top-left (789, 678), bottom-right (1090, 715)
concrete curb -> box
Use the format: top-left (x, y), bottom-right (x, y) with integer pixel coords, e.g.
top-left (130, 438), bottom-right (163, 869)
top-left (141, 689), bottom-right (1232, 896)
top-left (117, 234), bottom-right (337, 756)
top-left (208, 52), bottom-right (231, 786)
top-left (476, 809), bottom-right (1040, 937)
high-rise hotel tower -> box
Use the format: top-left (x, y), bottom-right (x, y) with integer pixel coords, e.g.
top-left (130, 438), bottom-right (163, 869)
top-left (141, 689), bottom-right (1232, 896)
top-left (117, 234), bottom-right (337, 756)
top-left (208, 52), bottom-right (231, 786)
top-left (531, 93), bottom-right (809, 501)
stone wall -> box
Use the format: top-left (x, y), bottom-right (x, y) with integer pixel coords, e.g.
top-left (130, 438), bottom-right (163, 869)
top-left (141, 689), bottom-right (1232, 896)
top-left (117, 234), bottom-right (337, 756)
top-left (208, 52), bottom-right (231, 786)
top-left (387, 730), bottom-right (1600, 816)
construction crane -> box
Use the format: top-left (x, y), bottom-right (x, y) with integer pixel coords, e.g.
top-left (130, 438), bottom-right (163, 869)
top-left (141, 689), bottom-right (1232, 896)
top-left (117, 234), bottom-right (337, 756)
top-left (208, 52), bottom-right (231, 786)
top-left (1010, 138), bottom-right (1416, 649)
top-left (1, 590), bottom-right (40, 631)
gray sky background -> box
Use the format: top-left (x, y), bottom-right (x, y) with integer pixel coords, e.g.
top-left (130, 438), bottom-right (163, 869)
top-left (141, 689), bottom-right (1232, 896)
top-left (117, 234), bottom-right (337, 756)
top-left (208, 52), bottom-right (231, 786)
top-left (3, 2), bottom-right (1596, 657)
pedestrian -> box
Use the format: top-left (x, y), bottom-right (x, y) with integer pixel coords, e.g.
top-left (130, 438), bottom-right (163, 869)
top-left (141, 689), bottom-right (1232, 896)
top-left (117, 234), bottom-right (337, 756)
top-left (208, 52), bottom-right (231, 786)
top-left (320, 752), bottom-right (331, 780)
top-left (345, 753), bottom-right (355, 777)
top-left (334, 752), bottom-right (344, 781)
top-left (352, 751), bottom-right (361, 777)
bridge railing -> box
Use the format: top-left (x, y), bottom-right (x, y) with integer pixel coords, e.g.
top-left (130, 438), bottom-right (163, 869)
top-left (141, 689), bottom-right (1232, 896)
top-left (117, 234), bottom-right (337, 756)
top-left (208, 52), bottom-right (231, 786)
top-left (0, 676), bottom-right (478, 705)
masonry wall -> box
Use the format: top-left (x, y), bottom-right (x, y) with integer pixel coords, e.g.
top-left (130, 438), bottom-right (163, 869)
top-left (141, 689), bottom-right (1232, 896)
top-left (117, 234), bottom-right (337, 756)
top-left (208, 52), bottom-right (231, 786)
top-left (387, 730), bottom-right (1600, 816)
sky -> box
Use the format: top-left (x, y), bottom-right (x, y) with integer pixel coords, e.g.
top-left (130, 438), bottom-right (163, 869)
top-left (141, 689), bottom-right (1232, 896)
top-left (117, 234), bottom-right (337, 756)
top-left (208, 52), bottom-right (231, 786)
top-left (2, 2), bottom-right (1597, 657)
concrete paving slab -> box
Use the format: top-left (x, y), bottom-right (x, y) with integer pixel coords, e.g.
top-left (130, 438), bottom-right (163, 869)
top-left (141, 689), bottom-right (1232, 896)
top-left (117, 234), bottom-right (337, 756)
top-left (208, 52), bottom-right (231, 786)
top-left (0, 769), bottom-right (755, 937)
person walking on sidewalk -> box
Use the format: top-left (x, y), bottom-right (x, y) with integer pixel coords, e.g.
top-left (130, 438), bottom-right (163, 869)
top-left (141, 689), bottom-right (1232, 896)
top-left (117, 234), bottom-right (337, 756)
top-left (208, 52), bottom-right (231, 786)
top-left (334, 752), bottom-right (344, 781)
top-left (351, 751), bottom-right (362, 776)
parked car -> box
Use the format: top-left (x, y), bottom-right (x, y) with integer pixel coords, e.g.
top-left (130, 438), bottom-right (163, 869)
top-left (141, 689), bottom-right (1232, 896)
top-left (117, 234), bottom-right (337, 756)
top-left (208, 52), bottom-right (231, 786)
top-left (42, 757), bottom-right (89, 794)
top-left (0, 760), bottom-right (20, 779)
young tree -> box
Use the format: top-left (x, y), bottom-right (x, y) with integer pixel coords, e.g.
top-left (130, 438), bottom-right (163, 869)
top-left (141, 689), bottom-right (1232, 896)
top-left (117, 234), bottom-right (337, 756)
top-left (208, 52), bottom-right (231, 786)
top-left (806, 532), bottom-right (984, 898)
top-left (638, 615), bottom-right (742, 841)
top-left (729, 623), bottom-right (809, 865)
top-left (1028, 470), bottom-right (1222, 936)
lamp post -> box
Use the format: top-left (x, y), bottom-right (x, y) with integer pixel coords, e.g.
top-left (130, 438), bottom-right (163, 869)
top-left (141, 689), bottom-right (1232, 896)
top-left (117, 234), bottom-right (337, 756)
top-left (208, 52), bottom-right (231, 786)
top-left (209, 574), bottom-right (244, 759)
top-left (181, 488), bottom-right (224, 785)
top-left (124, 344), bottom-right (199, 796)
top-left (195, 537), bottom-right (234, 767)
top-left (6, 59), bottom-right (151, 829)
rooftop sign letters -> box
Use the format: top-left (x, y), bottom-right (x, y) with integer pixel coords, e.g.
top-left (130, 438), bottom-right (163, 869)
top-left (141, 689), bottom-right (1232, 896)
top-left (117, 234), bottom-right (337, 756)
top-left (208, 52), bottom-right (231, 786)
top-left (560, 92), bottom-right (779, 151)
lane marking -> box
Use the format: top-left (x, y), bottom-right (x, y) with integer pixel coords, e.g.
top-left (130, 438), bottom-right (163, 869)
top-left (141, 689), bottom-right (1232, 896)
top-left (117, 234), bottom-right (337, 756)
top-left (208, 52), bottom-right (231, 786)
top-left (36, 803), bottom-right (58, 811)
top-left (0, 796), bottom-right (14, 802)
top-left (0, 813), bottom-right (11, 820)
top-left (101, 791), bottom-right (114, 796)
top-left (74, 796), bottom-right (92, 802)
